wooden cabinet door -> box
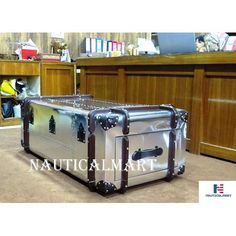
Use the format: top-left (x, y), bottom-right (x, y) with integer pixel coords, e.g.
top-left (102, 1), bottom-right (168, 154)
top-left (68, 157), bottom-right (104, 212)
top-left (41, 63), bottom-right (75, 96)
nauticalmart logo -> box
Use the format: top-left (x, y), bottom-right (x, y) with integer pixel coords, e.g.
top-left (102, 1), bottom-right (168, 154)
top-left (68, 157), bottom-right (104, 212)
top-left (205, 184), bottom-right (232, 198)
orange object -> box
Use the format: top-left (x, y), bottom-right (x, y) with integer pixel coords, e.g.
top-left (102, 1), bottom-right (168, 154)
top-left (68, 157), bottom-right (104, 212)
top-left (21, 49), bottom-right (37, 59)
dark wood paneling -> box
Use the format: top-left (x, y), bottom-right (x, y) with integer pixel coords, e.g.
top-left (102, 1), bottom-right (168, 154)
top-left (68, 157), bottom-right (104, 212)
top-left (117, 68), bottom-right (126, 103)
top-left (126, 73), bottom-right (192, 140)
top-left (203, 76), bottom-right (236, 150)
top-left (41, 63), bottom-right (75, 96)
top-left (77, 53), bottom-right (236, 162)
top-left (126, 74), bottom-right (192, 109)
top-left (189, 66), bottom-right (204, 154)
top-left (86, 74), bottom-right (118, 101)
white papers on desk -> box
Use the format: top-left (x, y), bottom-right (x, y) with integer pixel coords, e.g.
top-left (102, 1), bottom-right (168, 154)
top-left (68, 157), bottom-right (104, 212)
top-left (138, 38), bottom-right (157, 54)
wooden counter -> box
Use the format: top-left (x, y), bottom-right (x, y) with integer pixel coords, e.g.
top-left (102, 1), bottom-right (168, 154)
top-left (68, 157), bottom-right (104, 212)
top-left (0, 60), bottom-right (75, 127)
top-left (77, 52), bottom-right (236, 162)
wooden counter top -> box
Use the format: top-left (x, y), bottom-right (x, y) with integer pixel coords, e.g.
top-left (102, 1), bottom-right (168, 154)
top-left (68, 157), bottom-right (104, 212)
top-left (76, 52), bottom-right (236, 66)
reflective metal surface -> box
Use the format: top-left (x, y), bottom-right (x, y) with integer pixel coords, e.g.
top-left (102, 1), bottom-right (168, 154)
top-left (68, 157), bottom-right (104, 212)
top-left (26, 97), bottom-right (187, 190)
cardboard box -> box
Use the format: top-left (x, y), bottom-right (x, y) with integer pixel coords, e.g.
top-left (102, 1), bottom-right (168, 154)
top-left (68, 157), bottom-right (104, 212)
top-left (36, 53), bottom-right (61, 62)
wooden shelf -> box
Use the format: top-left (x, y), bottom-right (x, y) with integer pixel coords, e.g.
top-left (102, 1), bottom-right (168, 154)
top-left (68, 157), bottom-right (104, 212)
top-left (0, 60), bottom-right (76, 127)
top-left (0, 95), bottom-right (16, 99)
top-left (0, 60), bottom-right (40, 76)
top-left (0, 117), bottom-right (21, 126)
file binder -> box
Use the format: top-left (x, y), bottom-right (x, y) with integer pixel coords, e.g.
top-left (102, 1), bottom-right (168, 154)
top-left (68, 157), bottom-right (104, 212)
top-left (91, 38), bottom-right (96, 53)
top-left (117, 42), bottom-right (122, 52)
top-left (103, 40), bottom-right (107, 53)
top-left (107, 40), bottom-right (112, 52)
top-left (96, 38), bottom-right (103, 53)
top-left (85, 37), bottom-right (91, 53)
top-left (112, 41), bottom-right (117, 51)
top-left (121, 42), bottom-right (125, 55)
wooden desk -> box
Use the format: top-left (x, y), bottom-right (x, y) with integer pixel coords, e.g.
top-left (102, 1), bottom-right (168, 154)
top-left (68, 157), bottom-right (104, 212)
top-left (0, 60), bottom-right (75, 126)
top-left (77, 52), bottom-right (236, 162)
